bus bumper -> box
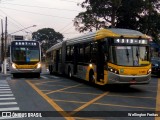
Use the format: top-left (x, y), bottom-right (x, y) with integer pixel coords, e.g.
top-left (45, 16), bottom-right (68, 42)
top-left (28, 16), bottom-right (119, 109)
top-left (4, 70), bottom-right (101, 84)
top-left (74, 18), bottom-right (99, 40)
top-left (10, 68), bottom-right (41, 74)
top-left (108, 72), bottom-right (151, 84)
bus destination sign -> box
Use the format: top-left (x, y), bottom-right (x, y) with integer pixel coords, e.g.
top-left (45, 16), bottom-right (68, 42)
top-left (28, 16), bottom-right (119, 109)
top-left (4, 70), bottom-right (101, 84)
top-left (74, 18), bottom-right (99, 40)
top-left (114, 39), bottom-right (148, 44)
top-left (13, 41), bottom-right (38, 46)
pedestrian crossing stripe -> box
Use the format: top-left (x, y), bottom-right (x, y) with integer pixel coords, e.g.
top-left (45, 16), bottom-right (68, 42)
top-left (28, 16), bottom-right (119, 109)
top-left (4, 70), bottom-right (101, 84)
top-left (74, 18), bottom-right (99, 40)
top-left (0, 80), bottom-right (20, 113)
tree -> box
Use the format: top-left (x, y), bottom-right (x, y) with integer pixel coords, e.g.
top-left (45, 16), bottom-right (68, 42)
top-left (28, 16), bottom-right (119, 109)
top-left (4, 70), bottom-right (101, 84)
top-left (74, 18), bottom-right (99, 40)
top-left (32, 28), bottom-right (64, 51)
top-left (74, 0), bottom-right (160, 41)
top-left (74, 0), bottom-right (122, 32)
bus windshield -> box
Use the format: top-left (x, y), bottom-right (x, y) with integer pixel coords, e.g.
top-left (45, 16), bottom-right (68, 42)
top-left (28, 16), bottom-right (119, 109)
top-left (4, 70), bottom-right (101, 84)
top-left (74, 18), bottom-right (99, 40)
top-left (12, 46), bottom-right (40, 63)
top-left (109, 46), bottom-right (150, 66)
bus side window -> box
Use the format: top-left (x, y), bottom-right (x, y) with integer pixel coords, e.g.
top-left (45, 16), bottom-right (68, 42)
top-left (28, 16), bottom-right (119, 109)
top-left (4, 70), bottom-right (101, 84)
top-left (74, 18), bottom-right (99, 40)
top-left (91, 42), bottom-right (97, 63)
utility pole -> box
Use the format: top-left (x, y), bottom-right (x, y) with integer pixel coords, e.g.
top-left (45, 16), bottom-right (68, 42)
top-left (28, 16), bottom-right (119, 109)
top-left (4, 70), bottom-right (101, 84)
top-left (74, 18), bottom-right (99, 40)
top-left (1, 19), bottom-right (4, 72)
top-left (3, 17), bottom-right (7, 74)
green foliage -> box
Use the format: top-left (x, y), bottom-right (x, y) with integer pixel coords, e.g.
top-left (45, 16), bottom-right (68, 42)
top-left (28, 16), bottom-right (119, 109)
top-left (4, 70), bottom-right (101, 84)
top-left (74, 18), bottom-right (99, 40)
top-left (74, 0), bottom-right (160, 41)
top-left (32, 28), bottom-right (63, 51)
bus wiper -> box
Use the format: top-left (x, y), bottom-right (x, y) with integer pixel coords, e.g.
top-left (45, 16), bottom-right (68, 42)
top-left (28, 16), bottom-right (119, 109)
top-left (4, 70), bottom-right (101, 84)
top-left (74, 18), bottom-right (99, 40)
top-left (125, 47), bottom-right (129, 62)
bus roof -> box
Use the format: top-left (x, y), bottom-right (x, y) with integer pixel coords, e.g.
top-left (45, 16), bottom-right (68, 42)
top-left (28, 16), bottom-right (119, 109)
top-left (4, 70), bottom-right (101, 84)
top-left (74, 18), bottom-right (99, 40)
top-left (46, 28), bottom-right (150, 53)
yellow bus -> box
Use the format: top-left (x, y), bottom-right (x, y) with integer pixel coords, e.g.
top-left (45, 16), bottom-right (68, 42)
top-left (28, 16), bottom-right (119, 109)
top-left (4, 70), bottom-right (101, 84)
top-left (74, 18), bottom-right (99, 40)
top-left (10, 40), bottom-right (42, 78)
top-left (46, 28), bottom-right (151, 86)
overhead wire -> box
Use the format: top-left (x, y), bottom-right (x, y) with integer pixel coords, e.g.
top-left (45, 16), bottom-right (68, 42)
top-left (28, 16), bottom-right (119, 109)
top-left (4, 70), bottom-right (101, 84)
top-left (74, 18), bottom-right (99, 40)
top-left (0, 7), bottom-right (74, 19)
top-left (0, 2), bottom-right (81, 12)
top-left (0, 0), bottom-right (83, 37)
top-left (0, 9), bottom-right (32, 34)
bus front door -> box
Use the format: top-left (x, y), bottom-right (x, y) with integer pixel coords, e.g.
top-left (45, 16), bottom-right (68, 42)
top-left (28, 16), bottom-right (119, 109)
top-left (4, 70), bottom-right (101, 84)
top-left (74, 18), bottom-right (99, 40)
top-left (96, 42), bottom-right (104, 82)
top-left (56, 50), bottom-right (59, 72)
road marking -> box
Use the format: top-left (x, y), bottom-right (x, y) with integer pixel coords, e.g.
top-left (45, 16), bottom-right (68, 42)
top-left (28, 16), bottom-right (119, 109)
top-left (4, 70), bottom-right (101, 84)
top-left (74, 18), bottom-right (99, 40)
top-left (54, 99), bottom-right (86, 104)
top-left (94, 102), bottom-right (155, 110)
top-left (46, 84), bottom-right (82, 95)
top-left (0, 94), bottom-right (13, 97)
top-left (70, 92), bottom-right (109, 116)
top-left (75, 117), bottom-right (104, 120)
top-left (0, 98), bottom-right (15, 100)
top-left (40, 76), bottom-right (48, 79)
top-left (0, 91), bottom-right (12, 93)
top-left (0, 89), bottom-right (11, 91)
top-left (26, 80), bottom-right (75, 120)
top-left (50, 76), bottom-right (59, 79)
top-left (58, 91), bottom-right (100, 96)
top-left (0, 102), bottom-right (17, 105)
top-left (0, 80), bottom-right (20, 113)
top-left (35, 80), bottom-right (62, 85)
top-left (0, 107), bottom-right (20, 111)
top-left (0, 87), bottom-right (10, 88)
top-left (156, 78), bottom-right (160, 120)
top-left (0, 85), bottom-right (9, 87)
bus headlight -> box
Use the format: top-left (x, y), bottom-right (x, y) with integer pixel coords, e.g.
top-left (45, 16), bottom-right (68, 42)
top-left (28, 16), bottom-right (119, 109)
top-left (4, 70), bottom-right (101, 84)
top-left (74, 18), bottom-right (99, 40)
top-left (37, 63), bottom-right (41, 69)
top-left (12, 63), bottom-right (16, 69)
top-left (108, 67), bottom-right (119, 74)
top-left (147, 68), bottom-right (151, 74)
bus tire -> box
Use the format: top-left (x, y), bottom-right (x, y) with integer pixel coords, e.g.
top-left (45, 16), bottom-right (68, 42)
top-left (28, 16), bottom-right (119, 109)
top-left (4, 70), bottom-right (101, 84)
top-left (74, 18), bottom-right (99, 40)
top-left (36, 73), bottom-right (40, 78)
top-left (13, 73), bottom-right (18, 78)
top-left (89, 70), bottom-right (95, 84)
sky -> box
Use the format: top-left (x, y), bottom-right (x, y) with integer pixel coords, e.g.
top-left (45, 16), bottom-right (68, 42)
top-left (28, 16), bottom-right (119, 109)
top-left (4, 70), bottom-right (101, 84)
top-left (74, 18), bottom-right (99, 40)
top-left (0, 0), bottom-right (85, 39)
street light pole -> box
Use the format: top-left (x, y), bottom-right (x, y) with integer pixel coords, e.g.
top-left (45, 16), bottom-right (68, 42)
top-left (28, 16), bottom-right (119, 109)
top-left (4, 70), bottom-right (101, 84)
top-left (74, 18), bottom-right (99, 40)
top-left (9, 25), bottom-right (37, 35)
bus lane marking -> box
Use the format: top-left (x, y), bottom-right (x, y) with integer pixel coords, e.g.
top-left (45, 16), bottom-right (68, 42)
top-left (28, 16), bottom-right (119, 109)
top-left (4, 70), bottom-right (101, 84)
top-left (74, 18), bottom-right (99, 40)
top-left (155, 78), bottom-right (160, 120)
top-left (94, 102), bottom-right (155, 110)
top-left (69, 92), bottom-right (109, 116)
top-left (26, 80), bottom-right (75, 120)
top-left (46, 84), bottom-right (82, 95)
top-left (34, 80), bottom-right (62, 85)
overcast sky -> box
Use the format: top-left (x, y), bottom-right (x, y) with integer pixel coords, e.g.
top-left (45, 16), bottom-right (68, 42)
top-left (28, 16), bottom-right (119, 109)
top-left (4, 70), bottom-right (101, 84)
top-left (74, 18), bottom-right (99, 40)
top-left (0, 0), bottom-right (85, 39)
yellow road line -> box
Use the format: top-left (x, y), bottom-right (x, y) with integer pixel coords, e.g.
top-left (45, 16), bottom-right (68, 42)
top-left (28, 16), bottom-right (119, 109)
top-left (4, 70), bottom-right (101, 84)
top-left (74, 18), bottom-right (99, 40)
top-left (94, 102), bottom-right (155, 110)
top-left (108, 94), bottom-right (155, 99)
top-left (35, 80), bottom-right (62, 85)
top-left (155, 78), bottom-right (160, 120)
top-left (46, 84), bottom-right (82, 95)
top-left (53, 98), bottom-right (155, 110)
top-left (57, 91), bottom-right (155, 99)
top-left (58, 91), bottom-right (100, 96)
top-left (70, 92), bottom-right (109, 115)
top-left (37, 84), bottom-right (70, 87)
top-left (26, 80), bottom-right (75, 120)
top-left (75, 117), bottom-right (104, 120)
top-left (54, 99), bottom-right (86, 104)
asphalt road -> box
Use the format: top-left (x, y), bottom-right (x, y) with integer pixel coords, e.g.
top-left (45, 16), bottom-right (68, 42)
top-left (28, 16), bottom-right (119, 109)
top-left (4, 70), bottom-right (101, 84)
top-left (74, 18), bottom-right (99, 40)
top-left (0, 71), bottom-right (159, 120)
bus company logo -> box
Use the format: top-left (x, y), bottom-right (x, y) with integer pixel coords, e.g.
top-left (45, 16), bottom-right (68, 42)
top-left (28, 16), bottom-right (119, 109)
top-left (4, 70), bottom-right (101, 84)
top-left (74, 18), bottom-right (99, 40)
top-left (2, 112), bottom-right (12, 118)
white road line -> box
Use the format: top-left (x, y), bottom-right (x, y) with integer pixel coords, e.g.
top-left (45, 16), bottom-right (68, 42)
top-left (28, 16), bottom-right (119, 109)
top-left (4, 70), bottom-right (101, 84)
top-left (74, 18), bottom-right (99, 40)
top-left (0, 89), bottom-right (11, 91)
top-left (41, 76), bottom-right (48, 79)
top-left (0, 102), bottom-right (17, 105)
top-left (0, 91), bottom-right (12, 93)
top-left (0, 85), bottom-right (9, 87)
top-left (0, 87), bottom-right (10, 88)
top-left (0, 98), bottom-right (15, 100)
top-left (0, 107), bottom-right (20, 111)
top-left (50, 76), bottom-right (59, 79)
top-left (0, 117), bottom-right (22, 119)
top-left (0, 94), bottom-right (13, 97)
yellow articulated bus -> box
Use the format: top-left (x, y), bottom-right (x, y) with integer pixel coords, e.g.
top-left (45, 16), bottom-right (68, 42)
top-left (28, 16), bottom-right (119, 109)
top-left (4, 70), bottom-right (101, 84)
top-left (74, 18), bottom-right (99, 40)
top-left (10, 40), bottom-right (42, 78)
top-left (46, 28), bottom-right (151, 86)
